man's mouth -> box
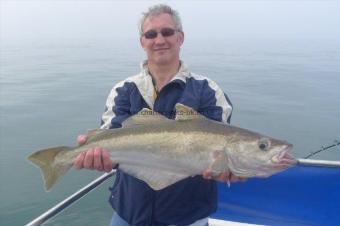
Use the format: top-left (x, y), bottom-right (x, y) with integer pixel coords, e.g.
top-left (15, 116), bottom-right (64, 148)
top-left (154, 48), bottom-right (169, 52)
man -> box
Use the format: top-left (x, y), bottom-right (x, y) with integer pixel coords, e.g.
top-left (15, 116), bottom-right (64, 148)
top-left (74, 4), bottom-right (244, 226)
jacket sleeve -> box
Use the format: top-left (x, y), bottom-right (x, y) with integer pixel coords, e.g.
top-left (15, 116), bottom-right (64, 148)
top-left (198, 79), bottom-right (233, 124)
top-left (101, 81), bottom-right (133, 129)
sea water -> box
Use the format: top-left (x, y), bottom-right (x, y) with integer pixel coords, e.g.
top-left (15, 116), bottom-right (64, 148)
top-left (1, 37), bottom-right (339, 225)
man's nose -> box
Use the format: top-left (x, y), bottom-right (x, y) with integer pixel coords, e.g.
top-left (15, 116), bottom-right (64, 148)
top-left (154, 34), bottom-right (166, 44)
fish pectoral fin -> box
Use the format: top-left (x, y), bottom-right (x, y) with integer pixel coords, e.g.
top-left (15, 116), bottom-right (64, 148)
top-left (174, 103), bottom-right (206, 121)
top-left (119, 164), bottom-right (189, 190)
top-left (209, 150), bottom-right (229, 176)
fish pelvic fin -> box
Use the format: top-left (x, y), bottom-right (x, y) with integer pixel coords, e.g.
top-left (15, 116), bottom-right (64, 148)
top-left (27, 146), bottom-right (72, 192)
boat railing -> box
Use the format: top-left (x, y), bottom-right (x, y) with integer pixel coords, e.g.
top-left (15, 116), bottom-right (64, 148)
top-left (25, 159), bottom-right (340, 226)
top-left (25, 170), bottom-right (116, 226)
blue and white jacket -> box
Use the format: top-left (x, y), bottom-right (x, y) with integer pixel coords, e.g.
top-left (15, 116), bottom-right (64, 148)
top-left (101, 61), bottom-right (232, 226)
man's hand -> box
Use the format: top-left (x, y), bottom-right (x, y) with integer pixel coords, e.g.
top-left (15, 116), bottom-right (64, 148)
top-left (73, 135), bottom-right (114, 172)
top-left (202, 169), bottom-right (247, 184)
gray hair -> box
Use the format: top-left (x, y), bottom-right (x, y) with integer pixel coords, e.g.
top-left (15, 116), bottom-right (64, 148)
top-left (139, 4), bottom-right (183, 36)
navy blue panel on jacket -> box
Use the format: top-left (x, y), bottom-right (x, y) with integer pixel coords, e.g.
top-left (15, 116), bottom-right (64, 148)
top-left (101, 62), bottom-right (233, 226)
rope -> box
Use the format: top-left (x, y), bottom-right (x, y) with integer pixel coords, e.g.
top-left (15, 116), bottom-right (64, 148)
top-left (304, 139), bottom-right (340, 159)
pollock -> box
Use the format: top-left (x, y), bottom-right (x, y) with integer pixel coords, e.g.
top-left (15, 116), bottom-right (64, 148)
top-left (28, 104), bottom-right (296, 191)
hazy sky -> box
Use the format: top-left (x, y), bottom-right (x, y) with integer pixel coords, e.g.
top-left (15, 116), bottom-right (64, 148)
top-left (1, 0), bottom-right (340, 41)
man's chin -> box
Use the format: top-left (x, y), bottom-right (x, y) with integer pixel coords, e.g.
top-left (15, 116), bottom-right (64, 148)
top-left (153, 57), bottom-right (171, 65)
top-left (148, 54), bottom-right (178, 66)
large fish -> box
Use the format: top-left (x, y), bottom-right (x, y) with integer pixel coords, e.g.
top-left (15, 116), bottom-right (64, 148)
top-left (28, 104), bottom-right (296, 191)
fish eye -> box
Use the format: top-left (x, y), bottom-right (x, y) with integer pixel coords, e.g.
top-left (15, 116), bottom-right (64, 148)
top-left (258, 138), bottom-right (271, 151)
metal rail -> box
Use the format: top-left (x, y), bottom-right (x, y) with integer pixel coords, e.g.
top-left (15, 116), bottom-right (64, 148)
top-left (25, 157), bottom-right (340, 226)
top-left (297, 158), bottom-right (340, 168)
top-left (25, 170), bottom-right (116, 226)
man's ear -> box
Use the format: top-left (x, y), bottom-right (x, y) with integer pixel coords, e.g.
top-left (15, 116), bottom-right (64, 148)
top-left (178, 31), bottom-right (184, 46)
top-left (140, 37), bottom-right (145, 49)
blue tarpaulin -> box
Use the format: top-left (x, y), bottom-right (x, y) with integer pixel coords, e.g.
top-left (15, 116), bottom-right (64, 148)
top-left (212, 165), bottom-right (340, 226)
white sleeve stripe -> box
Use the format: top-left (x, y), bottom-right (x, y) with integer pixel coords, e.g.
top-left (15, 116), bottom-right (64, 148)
top-left (189, 73), bottom-right (232, 124)
top-left (207, 79), bottom-right (232, 123)
top-left (100, 80), bottom-right (126, 129)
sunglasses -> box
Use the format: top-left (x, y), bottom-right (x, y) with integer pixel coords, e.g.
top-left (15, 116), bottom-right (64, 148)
top-left (143, 28), bottom-right (179, 39)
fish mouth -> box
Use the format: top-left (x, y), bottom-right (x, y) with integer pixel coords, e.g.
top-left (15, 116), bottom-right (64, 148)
top-left (271, 144), bottom-right (297, 168)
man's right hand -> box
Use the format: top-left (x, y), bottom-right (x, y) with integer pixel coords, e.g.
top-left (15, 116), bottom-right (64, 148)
top-left (73, 134), bottom-right (114, 172)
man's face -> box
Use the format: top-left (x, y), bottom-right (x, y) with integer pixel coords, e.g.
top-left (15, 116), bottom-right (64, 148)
top-left (140, 13), bottom-right (184, 66)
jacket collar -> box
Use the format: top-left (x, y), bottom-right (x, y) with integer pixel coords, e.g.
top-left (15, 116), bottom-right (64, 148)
top-left (136, 60), bottom-right (189, 109)
top-left (140, 60), bottom-right (190, 83)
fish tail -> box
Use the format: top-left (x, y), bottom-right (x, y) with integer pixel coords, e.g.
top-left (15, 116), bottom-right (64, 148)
top-left (27, 146), bottom-right (73, 191)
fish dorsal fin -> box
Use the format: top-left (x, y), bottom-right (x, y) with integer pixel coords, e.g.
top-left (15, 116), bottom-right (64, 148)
top-left (87, 129), bottom-right (105, 138)
top-left (84, 129), bottom-right (113, 145)
top-left (122, 108), bottom-right (172, 128)
top-left (175, 103), bottom-right (205, 121)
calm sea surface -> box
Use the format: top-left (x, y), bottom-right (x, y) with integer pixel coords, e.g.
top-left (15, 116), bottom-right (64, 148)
top-left (1, 37), bottom-right (340, 225)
